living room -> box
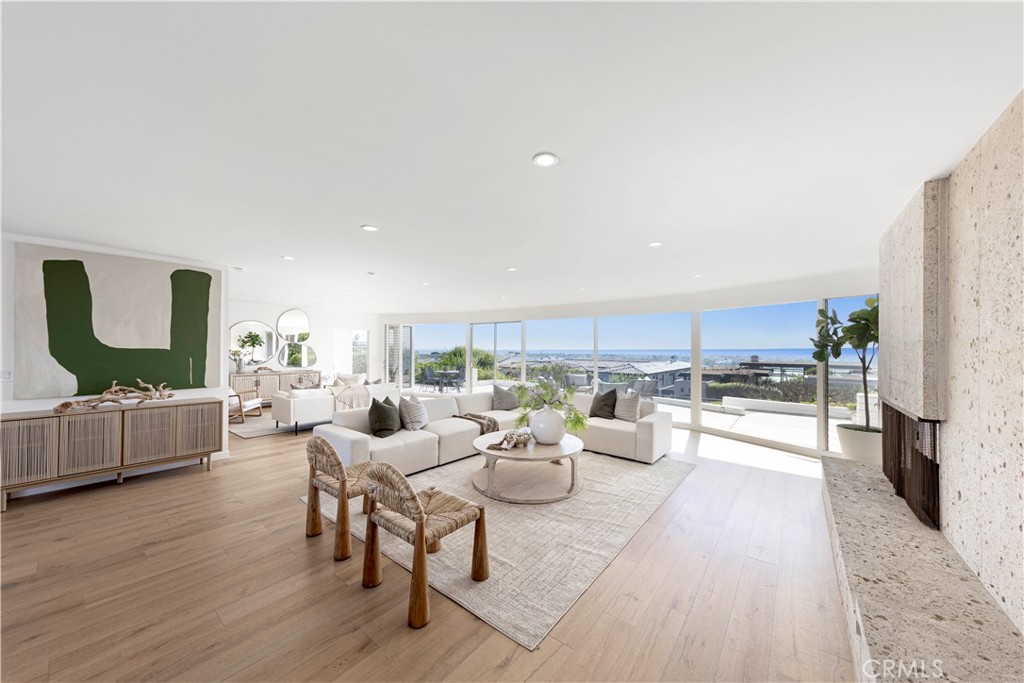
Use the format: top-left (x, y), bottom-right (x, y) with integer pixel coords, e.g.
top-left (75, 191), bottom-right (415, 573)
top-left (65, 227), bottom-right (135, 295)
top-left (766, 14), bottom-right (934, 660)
top-left (2, 2), bottom-right (1022, 682)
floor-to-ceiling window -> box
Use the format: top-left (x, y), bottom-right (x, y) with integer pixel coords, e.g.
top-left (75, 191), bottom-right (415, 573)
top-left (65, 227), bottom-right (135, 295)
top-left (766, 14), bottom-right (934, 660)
top-left (700, 301), bottom-right (819, 449)
top-left (413, 323), bottom-right (467, 393)
top-left (597, 312), bottom-right (692, 424)
top-left (470, 321), bottom-right (524, 390)
top-left (824, 294), bottom-right (880, 452)
top-left (524, 317), bottom-right (593, 386)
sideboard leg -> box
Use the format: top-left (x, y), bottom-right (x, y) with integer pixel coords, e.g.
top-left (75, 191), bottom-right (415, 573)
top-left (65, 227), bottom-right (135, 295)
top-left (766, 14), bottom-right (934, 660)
top-left (116, 472), bottom-right (124, 484)
top-left (1, 491), bottom-right (7, 512)
top-left (207, 455), bottom-right (213, 471)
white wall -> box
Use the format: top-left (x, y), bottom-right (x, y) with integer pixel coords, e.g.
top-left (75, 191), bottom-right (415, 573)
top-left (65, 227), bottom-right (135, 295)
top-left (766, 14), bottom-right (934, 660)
top-left (228, 300), bottom-right (380, 381)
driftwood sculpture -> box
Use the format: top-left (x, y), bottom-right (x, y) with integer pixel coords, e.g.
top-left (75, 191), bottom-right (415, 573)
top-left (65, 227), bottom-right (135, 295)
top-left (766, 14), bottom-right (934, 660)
top-left (53, 379), bottom-right (175, 414)
top-left (489, 428), bottom-right (533, 451)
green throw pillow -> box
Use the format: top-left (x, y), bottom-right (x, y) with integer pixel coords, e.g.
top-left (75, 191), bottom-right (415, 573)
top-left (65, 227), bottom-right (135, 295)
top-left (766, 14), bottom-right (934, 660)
top-left (369, 396), bottom-right (401, 437)
top-left (589, 389), bottom-right (617, 419)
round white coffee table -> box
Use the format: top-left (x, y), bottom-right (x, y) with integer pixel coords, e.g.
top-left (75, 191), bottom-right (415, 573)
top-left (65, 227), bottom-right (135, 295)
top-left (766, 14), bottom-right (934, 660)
top-left (471, 433), bottom-right (584, 504)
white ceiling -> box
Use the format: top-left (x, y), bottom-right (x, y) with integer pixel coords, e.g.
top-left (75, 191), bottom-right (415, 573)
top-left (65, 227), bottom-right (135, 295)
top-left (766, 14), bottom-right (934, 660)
top-left (3, 2), bottom-right (1021, 315)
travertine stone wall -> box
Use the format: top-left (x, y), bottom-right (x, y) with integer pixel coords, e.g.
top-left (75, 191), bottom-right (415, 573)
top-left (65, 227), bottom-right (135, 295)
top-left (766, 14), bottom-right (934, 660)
top-left (878, 179), bottom-right (946, 420)
top-left (939, 91), bottom-right (1023, 632)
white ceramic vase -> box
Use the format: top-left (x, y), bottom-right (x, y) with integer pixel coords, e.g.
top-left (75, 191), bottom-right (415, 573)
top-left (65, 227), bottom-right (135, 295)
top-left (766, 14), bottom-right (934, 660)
top-left (530, 406), bottom-right (566, 445)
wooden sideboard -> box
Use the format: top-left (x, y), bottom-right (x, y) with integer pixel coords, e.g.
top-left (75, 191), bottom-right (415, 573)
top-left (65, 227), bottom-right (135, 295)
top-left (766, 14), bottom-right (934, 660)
top-left (0, 397), bottom-right (223, 511)
top-left (229, 370), bottom-right (322, 403)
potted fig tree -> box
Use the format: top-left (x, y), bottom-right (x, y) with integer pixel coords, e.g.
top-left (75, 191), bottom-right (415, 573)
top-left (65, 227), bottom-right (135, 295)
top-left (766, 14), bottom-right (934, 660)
top-left (811, 297), bottom-right (881, 463)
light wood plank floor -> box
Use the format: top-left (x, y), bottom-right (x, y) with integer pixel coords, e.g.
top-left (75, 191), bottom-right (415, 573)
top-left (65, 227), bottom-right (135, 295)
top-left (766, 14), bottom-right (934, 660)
top-left (1, 429), bottom-right (854, 682)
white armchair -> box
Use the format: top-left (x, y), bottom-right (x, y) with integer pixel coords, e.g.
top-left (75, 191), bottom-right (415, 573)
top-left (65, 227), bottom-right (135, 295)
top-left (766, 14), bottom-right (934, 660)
top-left (228, 390), bottom-right (263, 423)
top-left (271, 388), bottom-right (335, 435)
top-left (573, 393), bottom-right (672, 463)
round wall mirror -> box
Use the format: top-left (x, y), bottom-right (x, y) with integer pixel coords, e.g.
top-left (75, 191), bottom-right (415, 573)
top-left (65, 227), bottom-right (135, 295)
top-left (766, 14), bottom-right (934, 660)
top-left (277, 308), bottom-right (310, 343)
top-left (279, 343), bottom-right (317, 368)
top-left (229, 320), bottom-right (278, 365)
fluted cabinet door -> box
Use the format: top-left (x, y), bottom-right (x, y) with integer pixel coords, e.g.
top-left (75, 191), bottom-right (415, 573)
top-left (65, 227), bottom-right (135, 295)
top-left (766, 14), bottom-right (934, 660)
top-left (124, 407), bottom-right (177, 465)
top-left (59, 412), bottom-right (121, 476)
top-left (2, 418), bottom-right (60, 486)
top-left (176, 403), bottom-right (222, 456)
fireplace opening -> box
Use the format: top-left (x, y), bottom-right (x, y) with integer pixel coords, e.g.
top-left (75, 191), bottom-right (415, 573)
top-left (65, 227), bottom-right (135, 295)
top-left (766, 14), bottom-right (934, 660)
top-left (882, 402), bottom-right (940, 529)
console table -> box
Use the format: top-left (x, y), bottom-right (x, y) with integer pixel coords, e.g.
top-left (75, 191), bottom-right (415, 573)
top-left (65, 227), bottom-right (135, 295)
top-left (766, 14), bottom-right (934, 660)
top-left (0, 397), bottom-right (223, 512)
top-left (229, 370), bottom-right (322, 403)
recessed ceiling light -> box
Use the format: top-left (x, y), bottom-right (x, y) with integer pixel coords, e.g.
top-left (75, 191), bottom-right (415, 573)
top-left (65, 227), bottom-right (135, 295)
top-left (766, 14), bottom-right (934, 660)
top-left (421, 282), bottom-right (430, 286)
top-left (580, 288), bottom-right (587, 292)
top-left (648, 241), bottom-right (663, 248)
top-left (500, 296), bottom-right (507, 300)
top-left (281, 256), bottom-right (295, 261)
top-left (343, 291), bottom-right (352, 295)
top-left (532, 152), bottom-right (559, 167)
top-left (361, 225), bottom-right (379, 232)
top-left (367, 271), bottom-right (375, 276)
top-left (506, 267), bottom-right (517, 272)
top-left (311, 297), bottom-right (319, 302)
top-left (693, 274), bottom-right (703, 278)
top-left (231, 266), bottom-right (246, 272)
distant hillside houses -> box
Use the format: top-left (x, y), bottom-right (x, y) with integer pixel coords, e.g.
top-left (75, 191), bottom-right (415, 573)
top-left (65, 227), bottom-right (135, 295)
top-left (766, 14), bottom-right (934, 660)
top-left (496, 356), bottom-right (691, 388)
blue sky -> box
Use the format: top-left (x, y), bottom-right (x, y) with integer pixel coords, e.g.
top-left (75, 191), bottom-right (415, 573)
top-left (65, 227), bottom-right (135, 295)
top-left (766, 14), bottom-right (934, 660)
top-left (414, 296), bottom-right (876, 351)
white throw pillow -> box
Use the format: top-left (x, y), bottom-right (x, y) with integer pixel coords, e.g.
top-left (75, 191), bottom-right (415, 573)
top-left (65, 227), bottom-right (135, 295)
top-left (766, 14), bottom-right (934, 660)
top-left (614, 390), bottom-right (640, 423)
top-left (399, 395), bottom-right (429, 431)
top-left (334, 373), bottom-right (367, 388)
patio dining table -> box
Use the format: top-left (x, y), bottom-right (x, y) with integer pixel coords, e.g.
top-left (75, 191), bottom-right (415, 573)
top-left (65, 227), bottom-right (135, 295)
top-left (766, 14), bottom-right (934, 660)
top-left (437, 370), bottom-right (460, 392)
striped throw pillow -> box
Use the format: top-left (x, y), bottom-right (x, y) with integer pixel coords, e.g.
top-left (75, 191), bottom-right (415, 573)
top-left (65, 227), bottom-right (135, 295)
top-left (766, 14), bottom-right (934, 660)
top-left (614, 390), bottom-right (640, 423)
top-left (399, 395), bottom-right (429, 431)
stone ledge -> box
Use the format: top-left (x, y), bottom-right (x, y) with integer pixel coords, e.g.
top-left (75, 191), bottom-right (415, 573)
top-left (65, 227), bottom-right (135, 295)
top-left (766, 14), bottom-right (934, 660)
top-left (822, 456), bottom-right (1022, 682)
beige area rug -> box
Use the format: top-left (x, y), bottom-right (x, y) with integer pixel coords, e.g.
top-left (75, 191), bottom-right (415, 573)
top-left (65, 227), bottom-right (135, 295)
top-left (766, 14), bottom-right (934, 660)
top-left (303, 453), bottom-right (694, 650)
top-left (228, 413), bottom-right (313, 438)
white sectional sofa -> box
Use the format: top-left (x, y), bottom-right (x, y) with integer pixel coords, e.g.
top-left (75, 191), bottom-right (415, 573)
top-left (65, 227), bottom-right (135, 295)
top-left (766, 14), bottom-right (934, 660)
top-left (312, 387), bottom-right (673, 475)
top-left (312, 390), bottom-right (520, 475)
top-left (572, 393), bottom-right (672, 464)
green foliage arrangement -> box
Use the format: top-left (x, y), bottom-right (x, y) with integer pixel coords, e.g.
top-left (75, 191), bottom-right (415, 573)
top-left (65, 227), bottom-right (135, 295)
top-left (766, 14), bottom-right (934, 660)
top-left (811, 297), bottom-right (880, 431)
top-left (705, 382), bottom-right (783, 402)
top-left (512, 378), bottom-right (589, 435)
top-left (237, 331), bottom-right (264, 350)
top-left (415, 346), bottom-right (496, 382)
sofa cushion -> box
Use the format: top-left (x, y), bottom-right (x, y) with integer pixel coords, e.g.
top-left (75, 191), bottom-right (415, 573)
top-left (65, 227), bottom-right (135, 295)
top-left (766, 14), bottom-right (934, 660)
top-left (399, 395), bottom-right (429, 431)
top-left (391, 430), bottom-right (439, 473)
top-left (614, 390), bottom-right (640, 423)
top-left (583, 417), bottom-right (637, 459)
top-left (492, 385), bottom-right (520, 410)
top-left (421, 396), bottom-right (459, 423)
top-left (590, 389), bottom-right (617, 419)
top-left (481, 409), bottom-right (519, 430)
top-left (291, 382), bottom-right (323, 390)
top-left (369, 397), bottom-right (401, 438)
top-left (423, 417), bottom-right (480, 465)
top-left (454, 392), bottom-right (492, 415)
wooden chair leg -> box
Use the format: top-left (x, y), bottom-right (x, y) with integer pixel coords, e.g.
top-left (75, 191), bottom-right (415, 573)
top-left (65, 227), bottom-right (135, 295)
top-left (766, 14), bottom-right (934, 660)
top-left (362, 494), bottom-right (370, 515)
top-left (335, 483), bottom-right (352, 561)
top-left (472, 506), bottom-right (489, 581)
top-left (426, 539), bottom-right (441, 554)
top-left (306, 467), bottom-right (322, 537)
top-left (408, 522), bottom-right (430, 628)
top-left (362, 500), bottom-right (382, 588)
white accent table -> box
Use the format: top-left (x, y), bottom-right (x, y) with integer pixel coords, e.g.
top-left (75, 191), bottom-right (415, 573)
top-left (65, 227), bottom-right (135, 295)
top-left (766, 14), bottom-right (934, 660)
top-left (471, 433), bottom-right (584, 505)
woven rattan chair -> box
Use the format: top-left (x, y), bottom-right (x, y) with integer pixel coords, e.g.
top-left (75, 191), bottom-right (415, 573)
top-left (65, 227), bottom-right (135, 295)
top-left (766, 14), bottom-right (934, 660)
top-left (305, 436), bottom-right (372, 561)
top-left (361, 461), bottom-right (489, 628)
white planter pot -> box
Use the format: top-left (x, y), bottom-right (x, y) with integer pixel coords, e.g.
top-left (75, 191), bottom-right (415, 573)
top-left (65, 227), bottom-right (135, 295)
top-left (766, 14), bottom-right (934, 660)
top-left (530, 406), bottom-right (566, 445)
top-left (836, 424), bottom-right (883, 465)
